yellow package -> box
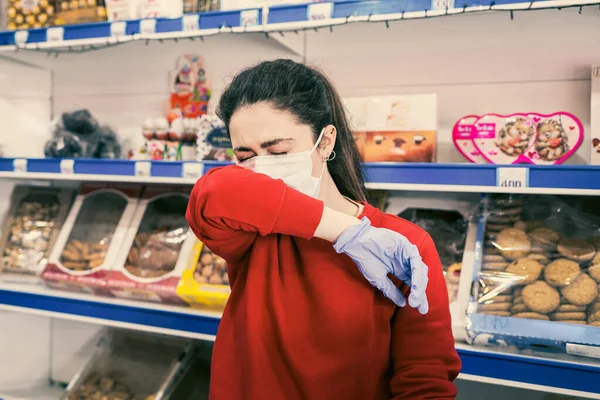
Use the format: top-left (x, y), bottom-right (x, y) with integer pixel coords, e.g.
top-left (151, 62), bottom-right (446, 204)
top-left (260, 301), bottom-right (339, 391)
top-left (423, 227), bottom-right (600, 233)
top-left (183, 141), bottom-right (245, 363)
top-left (177, 241), bottom-right (230, 311)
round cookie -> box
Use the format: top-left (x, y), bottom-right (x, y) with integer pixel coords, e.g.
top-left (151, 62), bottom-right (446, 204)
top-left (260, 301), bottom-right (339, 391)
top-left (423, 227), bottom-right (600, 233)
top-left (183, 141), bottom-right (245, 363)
top-left (588, 311), bottom-right (600, 324)
top-left (480, 311), bottom-right (511, 316)
top-left (513, 221), bottom-right (527, 231)
top-left (550, 312), bottom-right (587, 321)
top-left (505, 258), bottom-right (543, 285)
top-left (588, 264), bottom-right (600, 283)
top-left (589, 321), bottom-right (600, 327)
top-left (491, 295), bottom-right (513, 303)
top-left (478, 302), bottom-right (512, 312)
top-left (544, 259), bottom-right (580, 288)
top-left (591, 252), bottom-right (600, 266)
top-left (522, 281), bottom-right (560, 314)
top-left (526, 253), bottom-right (550, 264)
top-left (446, 263), bottom-right (462, 284)
top-left (512, 312), bottom-right (550, 321)
top-left (483, 262), bottom-right (509, 271)
top-left (559, 320), bottom-right (587, 325)
top-left (561, 273), bottom-right (599, 306)
top-left (511, 303), bottom-right (529, 314)
top-left (483, 254), bottom-right (506, 263)
top-left (495, 228), bottom-right (532, 260)
top-left (556, 304), bottom-right (586, 312)
top-left (529, 226), bottom-right (561, 251)
top-left (557, 239), bottom-right (596, 263)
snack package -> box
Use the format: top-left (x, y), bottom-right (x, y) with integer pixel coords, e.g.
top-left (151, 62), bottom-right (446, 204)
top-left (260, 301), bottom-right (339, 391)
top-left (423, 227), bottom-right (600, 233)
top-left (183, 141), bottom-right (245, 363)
top-left (54, 0), bottom-right (108, 25)
top-left (6, 0), bottom-right (56, 30)
top-left (65, 330), bottom-right (192, 400)
top-left (177, 241), bottom-right (230, 311)
top-left (0, 186), bottom-right (74, 282)
top-left (387, 193), bottom-right (479, 341)
top-left (105, 0), bottom-right (139, 20)
top-left (139, 0), bottom-right (183, 18)
top-left (196, 114), bottom-right (233, 161)
top-left (170, 55), bottom-right (210, 119)
top-left (219, 0), bottom-right (315, 10)
top-left (451, 115), bottom-right (487, 164)
top-left (184, 0), bottom-right (219, 12)
top-left (107, 187), bottom-right (197, 304)
top-left (344, 94), bottom-right (437, 162)
top-left (42, 184), bottom-right (141, 294)
top-left (467, 194), bottom-right (600, 357)
top-left (471, 112), bottom-right (583, 165)
top-left (591, 65), bottom-right (600, 165)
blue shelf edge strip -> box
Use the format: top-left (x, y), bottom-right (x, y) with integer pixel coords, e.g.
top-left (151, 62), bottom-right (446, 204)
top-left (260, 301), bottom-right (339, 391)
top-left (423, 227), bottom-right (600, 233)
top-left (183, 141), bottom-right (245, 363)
top-left (1, 158), bottom-right (600, 191)
top-left (0, 0), bottom-right (560, 47)
top-left (0, 286), bottom-right (598, 394)
top-left (0, 288), bottom-right (220, 337)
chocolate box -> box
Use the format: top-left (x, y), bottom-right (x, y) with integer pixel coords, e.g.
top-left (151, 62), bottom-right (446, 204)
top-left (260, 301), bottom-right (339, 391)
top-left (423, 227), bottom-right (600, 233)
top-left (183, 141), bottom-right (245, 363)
top-left (0, 185), bottom-right (74, 283)
top-left (106, 186), bottom-right (197, 304)
top-left (344, 94), bottom-right (437, 163)
top-left (41, 183), bottom-right (141, 294)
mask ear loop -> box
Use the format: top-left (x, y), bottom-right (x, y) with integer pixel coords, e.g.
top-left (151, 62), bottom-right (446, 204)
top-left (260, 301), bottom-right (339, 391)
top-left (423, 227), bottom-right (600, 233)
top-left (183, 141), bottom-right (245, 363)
top-left (317, 150), bottom-right (336, 179)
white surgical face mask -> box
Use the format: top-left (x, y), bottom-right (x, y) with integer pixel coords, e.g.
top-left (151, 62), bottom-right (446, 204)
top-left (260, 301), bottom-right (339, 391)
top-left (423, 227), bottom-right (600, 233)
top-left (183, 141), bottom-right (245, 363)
top-left (237, 128), bottom-right (327, 198)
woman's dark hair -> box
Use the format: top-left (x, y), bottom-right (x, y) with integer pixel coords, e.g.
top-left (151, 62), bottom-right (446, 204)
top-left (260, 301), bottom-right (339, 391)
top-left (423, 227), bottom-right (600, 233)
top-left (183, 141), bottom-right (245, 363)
top-left (217, 59), bottom-right (367, 202)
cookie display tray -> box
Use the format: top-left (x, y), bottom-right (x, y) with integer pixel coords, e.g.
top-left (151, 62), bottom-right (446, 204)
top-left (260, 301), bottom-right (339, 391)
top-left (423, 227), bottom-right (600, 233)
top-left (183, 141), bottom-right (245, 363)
top-left (1, 158), bottom-right (600, 195)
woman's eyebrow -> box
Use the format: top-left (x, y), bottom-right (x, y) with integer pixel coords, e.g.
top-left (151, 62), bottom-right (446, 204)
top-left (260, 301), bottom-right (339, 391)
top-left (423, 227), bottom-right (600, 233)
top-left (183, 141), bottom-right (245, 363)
top-left (260, 138), bottom-right (294, 149)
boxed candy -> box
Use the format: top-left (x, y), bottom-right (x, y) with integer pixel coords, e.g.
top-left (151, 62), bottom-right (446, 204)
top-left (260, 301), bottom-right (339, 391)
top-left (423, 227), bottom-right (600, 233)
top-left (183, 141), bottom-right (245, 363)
top-left (54, 0), bottom-right (108, 25)
top-left (6, 0), bottom-right (56, 30)
top-left (0, 186), bottom-right (74, 282)
top-left (177, 241), bottom-right (230, 311)
top-left (107, 186), bottom-right (197, 304)
top-left (42, 183), bottom-right (141, 294)
top-left (344, 94), bottom-right (437, 162)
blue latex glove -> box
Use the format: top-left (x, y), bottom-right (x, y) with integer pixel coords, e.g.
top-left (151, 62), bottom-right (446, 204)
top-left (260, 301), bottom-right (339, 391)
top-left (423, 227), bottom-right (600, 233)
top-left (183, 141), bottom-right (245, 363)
top-left (333, 217), bottom-right (429, 314)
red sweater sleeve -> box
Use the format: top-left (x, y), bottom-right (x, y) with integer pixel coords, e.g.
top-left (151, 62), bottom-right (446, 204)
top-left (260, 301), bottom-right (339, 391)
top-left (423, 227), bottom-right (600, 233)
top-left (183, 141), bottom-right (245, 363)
top-left (390, 234), bottom-right (461, 399)
top-left (185, 165), bottom-right (325, 263)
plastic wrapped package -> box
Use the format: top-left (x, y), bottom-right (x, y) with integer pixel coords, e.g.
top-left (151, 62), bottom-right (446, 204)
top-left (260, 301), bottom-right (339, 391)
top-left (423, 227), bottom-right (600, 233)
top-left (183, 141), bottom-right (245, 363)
top-left (184, 0), bottom-right (219, 12)
top-left (386, 193), bottom-right (479, 340)
top-left (0, 186), bottom-right (73, 282)
top-left (42, 184), bottom-right (141, 294)
top-left (162, 342), bottom-right (212, 400)
top-left (64, 330), bottom-right (192, 400)
top-left (177, 242), bottom-right (230, 311)
top-left (107, 187), bottom-right (198, 304)
top-left (467, 194), bottom-right (600, 357)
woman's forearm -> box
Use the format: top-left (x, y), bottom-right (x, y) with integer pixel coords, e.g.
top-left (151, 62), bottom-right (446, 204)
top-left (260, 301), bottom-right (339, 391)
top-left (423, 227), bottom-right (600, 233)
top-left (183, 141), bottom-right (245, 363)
top-left (313, 206), bottom-right (361, 243)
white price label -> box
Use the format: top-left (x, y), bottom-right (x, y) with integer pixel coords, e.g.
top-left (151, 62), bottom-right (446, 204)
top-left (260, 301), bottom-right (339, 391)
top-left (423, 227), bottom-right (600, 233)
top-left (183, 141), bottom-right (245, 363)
top-left (307, 2), bottom-right (333, 21)
top-left (140, 19), bottom-right (157, 35)
top-left (13, 158), bottom-right (27, 173)
top-left (46, 27), bottom-right (64, 43)
top-left (110, 21), bottom-right (127, 37)
top-left (432, 0), bottom-right (454, 10)
top-left (182, 14), bottom-right (200, 31)
top-left (60, 159), bottom-right (74, 175)
top-left (135, 161), bottom-right (151, 177)
top-left (182, 162), bottom-right (203, 180)
top-left (496, 167), bottom-right (529, 188)
top-left (14, 30), bottom-right (28, 46)
top-left (240, 9), bottom-right (259, 26)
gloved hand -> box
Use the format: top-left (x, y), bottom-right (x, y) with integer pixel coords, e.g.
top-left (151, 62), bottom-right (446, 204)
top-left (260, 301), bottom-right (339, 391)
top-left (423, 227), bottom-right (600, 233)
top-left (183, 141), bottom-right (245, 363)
top-left (333, 217), bottom-right (429, 314)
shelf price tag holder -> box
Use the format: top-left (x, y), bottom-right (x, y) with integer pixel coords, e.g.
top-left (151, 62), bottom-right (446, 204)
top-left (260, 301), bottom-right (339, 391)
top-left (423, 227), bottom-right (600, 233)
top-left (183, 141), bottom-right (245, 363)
top-left (13, 159), bottom-right (27, 173)
top-left (46, 27), bottom-right (65, 43)
top-left (110, 21), bottom-right (127, 38)
top-left (140, 19), bottom-right (157, 35)
top-left (60, 159), bottom-right (75, 175)
top-left (182, 14), bottom-right (200, 31)
top-left (182, 162), bottom-right (203, 180)
top-left (240, 9), bottom-right (259, 27)
top-left (14, 30), bottom-right (28, 46)
top-left (496, 167), bottom-right (529, 189)
top-left (307, 2), bottom-right (334, 21)
top-left (135, 161), bottom-right (151, 178)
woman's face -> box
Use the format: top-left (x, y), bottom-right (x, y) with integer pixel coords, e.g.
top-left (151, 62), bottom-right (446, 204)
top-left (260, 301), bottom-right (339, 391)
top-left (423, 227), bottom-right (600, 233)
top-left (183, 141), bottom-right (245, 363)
top-left (229, 102), bottom-right (333, 178)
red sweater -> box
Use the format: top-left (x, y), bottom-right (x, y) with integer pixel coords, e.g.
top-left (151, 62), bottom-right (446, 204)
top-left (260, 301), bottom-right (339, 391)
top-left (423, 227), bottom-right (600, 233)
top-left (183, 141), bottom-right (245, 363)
top-left (186, 165), bottom-right (461, 400)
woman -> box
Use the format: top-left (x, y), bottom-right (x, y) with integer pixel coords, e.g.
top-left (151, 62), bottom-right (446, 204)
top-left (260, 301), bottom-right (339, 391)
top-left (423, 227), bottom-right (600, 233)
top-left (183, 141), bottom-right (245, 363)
top-left (186, 59), bottom-right (460, 399)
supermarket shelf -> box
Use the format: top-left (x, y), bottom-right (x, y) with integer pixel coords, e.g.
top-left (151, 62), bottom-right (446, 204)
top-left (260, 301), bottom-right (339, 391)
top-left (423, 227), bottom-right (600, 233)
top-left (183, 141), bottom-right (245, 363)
top-left (0, 283), bottom-right (221, 341)
top-left (1, 158), bottom-right (600, 195)
top-left (0, 0), bottom-right (598, 51)
top-left (456, 343), bottom-right (600, 399)
top-left (1, 283), bottom-right (600, 397)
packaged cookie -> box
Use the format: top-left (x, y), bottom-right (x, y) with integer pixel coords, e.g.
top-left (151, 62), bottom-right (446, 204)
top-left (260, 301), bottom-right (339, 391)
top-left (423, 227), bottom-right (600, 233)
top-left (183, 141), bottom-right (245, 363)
top-left (65, 330), bottom-right (192, 400)
top-left (472, 112), bottom-right (583, 165)
top-left (107, 186), bottom-right (197, 304)
top-left (385, 193), bottom-right (479, 340)
top-left (0, 186), bottom-right (73, 282)
top-left (177, 241), bottom-right (231, 311)
top-left (451, 115), bottom-right (487, 164)
top-left (53, 0), bottom-right (108, 25)
top-left (42, 184), bottom-right (141, 294)
top-left (468, 193), bottom-right (600, 355)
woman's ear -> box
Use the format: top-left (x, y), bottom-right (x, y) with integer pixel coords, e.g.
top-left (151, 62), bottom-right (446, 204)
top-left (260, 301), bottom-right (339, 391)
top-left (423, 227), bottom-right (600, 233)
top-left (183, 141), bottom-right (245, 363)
top-left (320, 124), bottom-right (337, 156)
